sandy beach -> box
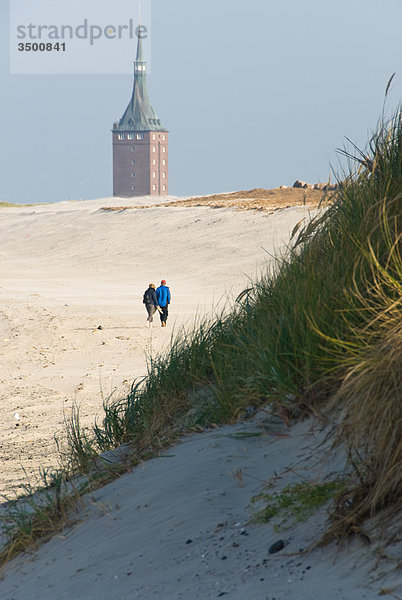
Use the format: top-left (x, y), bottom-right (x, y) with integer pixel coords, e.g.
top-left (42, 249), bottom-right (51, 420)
top-left (0, 193), bottom-right (315, 497)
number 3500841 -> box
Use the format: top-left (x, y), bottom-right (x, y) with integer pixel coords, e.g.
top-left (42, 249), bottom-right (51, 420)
top-left (18, 42), bottom-right (66, 51)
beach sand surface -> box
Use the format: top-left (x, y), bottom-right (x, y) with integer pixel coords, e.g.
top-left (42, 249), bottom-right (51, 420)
top-left (0, 194), bottom-right (314, 497)
top-left (1, 413), bottom-right (399, 599)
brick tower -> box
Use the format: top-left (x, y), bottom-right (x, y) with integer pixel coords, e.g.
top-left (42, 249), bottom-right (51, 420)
top-left (112, 29), bottom-right (168, 197)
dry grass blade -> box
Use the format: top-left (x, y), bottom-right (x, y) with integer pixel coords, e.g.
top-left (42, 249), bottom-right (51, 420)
top-left (385, 72), bottom-right (396, 98)
top-left (322, 198), bottom-right (402, 543)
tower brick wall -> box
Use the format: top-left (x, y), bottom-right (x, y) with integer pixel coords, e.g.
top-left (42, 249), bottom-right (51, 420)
top-left (112, 131), bottom-right (168, 197)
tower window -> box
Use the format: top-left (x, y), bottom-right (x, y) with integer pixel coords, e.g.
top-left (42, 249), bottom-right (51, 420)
top-left (152, 146), bottom-right (156, 153)
top-left (131, 146), bottom-right (135, 152)
top-left (162, 134), bottom-right (166, 140)
top-left (152, 134), bottom-right (156, 140)
top-left (162, 146), bottom-right (166, 153)
top-left (132, 185), bottom-right (135, 190)
top-left (137, 133), bottom-right (144, 140)
top-left (162, 159), bottom-right (166, 166)
top-left (127, 133), bottom-right (134, 140)
top-left (132, 172), bottom-right (135, 177)
top-left (118, 133), bottom-right (126, 140)
top-left (132, 159), bottom-right (135, 164)
top-left (153, 172), bottom-right (156, 178)
top-left (153, 158), bottom-right (156, 165)
top-left (162, 172), bottom-right (166, 178)
top-left (162, 185), bottom-right (166, 191)
top-left (153, 184), bottom-right (156, 191)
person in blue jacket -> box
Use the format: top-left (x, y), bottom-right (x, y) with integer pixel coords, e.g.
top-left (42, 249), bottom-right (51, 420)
top-left (156, 279), bottom-right (171, 327)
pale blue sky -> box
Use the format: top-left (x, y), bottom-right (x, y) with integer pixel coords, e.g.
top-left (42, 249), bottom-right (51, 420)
top-left (1, 0), bottom-right (402, 204)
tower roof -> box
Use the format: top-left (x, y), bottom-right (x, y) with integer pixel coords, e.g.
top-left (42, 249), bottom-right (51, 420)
top-left (114, 30), bottom-right (166, 132)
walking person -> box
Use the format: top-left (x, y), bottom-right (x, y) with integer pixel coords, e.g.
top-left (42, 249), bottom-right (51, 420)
top-left (143, 283), bottom-right (159, 328)
top-left (156, 279), bottom-right (171, 327)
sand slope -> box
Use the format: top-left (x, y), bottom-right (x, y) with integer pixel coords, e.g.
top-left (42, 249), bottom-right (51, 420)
top-left (1, 413), bottom-right (399, 599)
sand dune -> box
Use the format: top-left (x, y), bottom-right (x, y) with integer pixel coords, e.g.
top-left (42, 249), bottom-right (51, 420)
top-left (0, 194), bottom-right (315, 497)
top-left (0, 194), bottom-right (400, 599)
top-left (3, 413), bottom-right (398, 600)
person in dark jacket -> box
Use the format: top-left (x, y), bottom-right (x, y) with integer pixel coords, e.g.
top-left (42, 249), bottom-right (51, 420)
top-left (156, 279), bottom-right (171, 327)
top-left (143, 283), bottom-right (159, 328)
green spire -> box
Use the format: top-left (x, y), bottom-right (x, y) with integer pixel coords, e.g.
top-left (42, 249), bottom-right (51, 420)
top-left (115, 28), bottom-right (165, 132)
top-left (136, 27), bottom-right (145, 62)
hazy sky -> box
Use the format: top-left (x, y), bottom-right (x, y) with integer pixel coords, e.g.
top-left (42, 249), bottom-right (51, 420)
top-left (1, 0), bottom-right (402, 204)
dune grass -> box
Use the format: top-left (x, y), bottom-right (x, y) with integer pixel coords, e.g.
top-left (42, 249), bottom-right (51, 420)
top-left (0, 469), bottom-right (83, 564)
top-left (1, 107), bottom-right (400, 563)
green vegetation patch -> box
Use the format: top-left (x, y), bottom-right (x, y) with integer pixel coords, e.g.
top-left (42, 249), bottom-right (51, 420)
top-left (251, 480), bottom-right (344, 531)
